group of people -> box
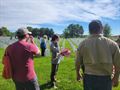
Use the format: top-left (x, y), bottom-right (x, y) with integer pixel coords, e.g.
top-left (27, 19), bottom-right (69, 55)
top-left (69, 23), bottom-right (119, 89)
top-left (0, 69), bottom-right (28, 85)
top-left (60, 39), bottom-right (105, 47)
top-left (2, 20), bottom-right (120, 90)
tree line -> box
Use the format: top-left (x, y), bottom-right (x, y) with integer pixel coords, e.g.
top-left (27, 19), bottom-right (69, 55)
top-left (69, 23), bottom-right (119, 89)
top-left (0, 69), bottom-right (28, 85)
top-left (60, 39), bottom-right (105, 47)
top-left (63, 23), bottom-right (111, 38)
top-left (0, 23), bottom-right (111, 38)
top-left (26, 27), bottom-right (54, 37)
top-left (0, 27), bottom-right (12, 36)
top-left (0, 26), bottom-right (54, 38)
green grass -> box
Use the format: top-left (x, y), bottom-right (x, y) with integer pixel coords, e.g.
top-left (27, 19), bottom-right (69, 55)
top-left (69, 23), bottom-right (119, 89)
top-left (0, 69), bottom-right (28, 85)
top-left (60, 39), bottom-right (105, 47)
top-left (59, 38), bottom-right (63, 48)
top-left (0, 40), bottom-right (120, 90)
top-left (69, 39), bottom-right (78, 48)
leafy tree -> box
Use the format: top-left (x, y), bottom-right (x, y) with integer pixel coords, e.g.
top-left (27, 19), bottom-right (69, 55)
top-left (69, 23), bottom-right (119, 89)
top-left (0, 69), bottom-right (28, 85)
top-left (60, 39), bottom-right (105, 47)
top-left (0, 28), bottom-right (3, 36)
top-left (0, 27), bottom-right (11, 36)
top-left (27, 26), bottom-right (33, 32)
top-left (63, 29), bottom-right (70, 38)
top-left (103, 24), bottom-right (111, 37)
top-left (27, 26), bottom-right (54, 37)
top-left (47, 28), bottom-right (54, 37)
top-left (63, 24), bottom-right (84, 38)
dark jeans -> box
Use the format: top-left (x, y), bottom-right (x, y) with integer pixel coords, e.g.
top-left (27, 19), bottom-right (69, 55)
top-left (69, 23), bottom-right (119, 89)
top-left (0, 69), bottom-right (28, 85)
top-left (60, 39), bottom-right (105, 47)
top-left (50, 64), bottom-right (59, 82)
top-left (83, 74), bottom-right (112, 90)
top-left (13, 79), bottom-right (40, 90)
top-left (41, 48), bottom-right (46, 56)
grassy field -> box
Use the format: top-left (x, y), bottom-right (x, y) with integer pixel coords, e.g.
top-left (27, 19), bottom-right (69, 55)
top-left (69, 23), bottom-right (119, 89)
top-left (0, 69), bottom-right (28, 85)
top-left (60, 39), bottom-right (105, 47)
top-left (0, 39), bottom-right (120, 90)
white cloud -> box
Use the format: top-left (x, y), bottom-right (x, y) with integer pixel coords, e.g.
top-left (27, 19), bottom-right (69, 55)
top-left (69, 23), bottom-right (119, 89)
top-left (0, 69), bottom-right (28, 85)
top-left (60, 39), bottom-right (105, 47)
top-left (0, 0), bottom-right (120, 31)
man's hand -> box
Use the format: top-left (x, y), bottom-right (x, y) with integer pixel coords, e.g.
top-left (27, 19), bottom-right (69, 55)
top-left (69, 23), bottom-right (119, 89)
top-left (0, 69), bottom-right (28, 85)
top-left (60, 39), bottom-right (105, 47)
top-left (77, 74), bottom-right (82, 81)
top-left (112, 76), bottom-right (119, 87)
top-left (29, 35), bottom-right (35, 44)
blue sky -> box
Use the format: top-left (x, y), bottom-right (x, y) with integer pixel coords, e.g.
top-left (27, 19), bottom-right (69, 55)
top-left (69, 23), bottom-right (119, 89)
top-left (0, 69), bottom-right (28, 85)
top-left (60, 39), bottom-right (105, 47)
top-left (0, 0), bottom-right (120, 35)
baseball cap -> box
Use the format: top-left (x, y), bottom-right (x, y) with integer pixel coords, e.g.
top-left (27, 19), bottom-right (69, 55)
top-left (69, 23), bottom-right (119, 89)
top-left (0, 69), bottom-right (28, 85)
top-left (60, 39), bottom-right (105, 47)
top-left (16, 27), bottom-right (32, 36)
top-left (43, 35), bottom-right (47, 38)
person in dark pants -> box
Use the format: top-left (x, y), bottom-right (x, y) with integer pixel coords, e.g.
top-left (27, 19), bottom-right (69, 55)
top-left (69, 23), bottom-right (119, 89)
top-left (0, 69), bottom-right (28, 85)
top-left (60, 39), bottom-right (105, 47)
top-left (3, 28), bottom-right (40, 90)
top-left (75, 20), bottom-right (120, 90)
top-left (83, 74), bottom-right (112, 90)
top-left (50, 64), bottom-right (59, 82)
top-left (40, 35), bottom-right (47, 56)
top-left (41, 46), bottom-right (46, 56)
top-left (50, 34), bottom-right (61, 88)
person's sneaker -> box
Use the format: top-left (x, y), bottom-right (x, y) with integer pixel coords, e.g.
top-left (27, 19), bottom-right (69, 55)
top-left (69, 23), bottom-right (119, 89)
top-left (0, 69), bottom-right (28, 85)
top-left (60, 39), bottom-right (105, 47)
top-left (54, 85), bottom-right (58, 89)
top-left (53, 82), bottom-right (58, 89)
top-left (50, 82), bottom-right (58, 88)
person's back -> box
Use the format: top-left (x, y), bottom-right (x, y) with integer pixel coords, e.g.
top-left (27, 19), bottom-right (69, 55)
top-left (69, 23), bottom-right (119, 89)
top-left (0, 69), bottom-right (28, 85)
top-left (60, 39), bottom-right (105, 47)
top-left (79, 34), bottom-right (119, 75)
top-left (7, 41), bottom-right (37, 82)
top-left (40, 39), bottom-right (46, 49)
top-left (4, 28), bottom-right (40, 90)
top-left (75, 20), bottom-right (120, 90)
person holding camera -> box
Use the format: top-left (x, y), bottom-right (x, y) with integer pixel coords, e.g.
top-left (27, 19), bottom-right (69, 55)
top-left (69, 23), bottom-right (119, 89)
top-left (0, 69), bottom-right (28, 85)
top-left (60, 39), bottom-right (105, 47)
top-left (3, 28), bottom-right (40, 90)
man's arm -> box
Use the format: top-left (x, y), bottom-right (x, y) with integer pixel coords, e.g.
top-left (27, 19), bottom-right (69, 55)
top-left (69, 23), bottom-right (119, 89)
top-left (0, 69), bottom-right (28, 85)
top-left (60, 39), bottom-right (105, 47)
top-left (112, 44), bottom-right (120, 87)
top-left (116, 39), bottom-right (120, 46)
top-left (75, 60), bottom-right (81, 81)
top-left (112, 66), bottom-right (120, 87)
top-left (29, 36), bottom-right (41, 57)
top-left (75, 50), bottom-right (82, 81)
top-left (33, 47), bottom-right (41, 57)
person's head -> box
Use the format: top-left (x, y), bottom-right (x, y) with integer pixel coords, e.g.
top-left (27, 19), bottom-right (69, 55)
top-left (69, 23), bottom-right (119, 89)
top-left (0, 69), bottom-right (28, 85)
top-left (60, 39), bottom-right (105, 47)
top-left (43, 35), bottom-right (47, 39)
top-left (51, 34), bottom-right (59, 43)
top-left (16, 27), bottom-right (32, 40)
top-left (89, 20), bottom-right (103, 35)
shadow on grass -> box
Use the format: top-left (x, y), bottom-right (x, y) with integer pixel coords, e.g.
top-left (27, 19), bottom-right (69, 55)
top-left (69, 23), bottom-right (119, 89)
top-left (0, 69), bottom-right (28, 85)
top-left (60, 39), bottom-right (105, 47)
top-left (40, 81), bottom-right (53, 90)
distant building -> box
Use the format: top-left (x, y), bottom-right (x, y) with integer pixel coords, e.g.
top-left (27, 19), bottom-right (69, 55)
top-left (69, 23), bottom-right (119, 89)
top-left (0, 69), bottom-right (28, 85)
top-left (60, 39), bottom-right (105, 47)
top-left (111, 35), bottom-right (120, 41)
